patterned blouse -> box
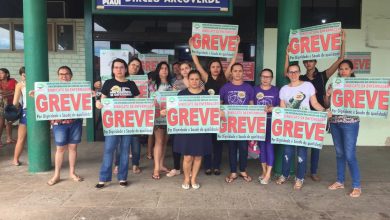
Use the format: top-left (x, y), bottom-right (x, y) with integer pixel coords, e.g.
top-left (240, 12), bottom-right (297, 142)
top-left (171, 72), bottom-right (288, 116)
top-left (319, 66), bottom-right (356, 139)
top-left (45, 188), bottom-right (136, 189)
top-left (329, 115), bottom-right (360, 124)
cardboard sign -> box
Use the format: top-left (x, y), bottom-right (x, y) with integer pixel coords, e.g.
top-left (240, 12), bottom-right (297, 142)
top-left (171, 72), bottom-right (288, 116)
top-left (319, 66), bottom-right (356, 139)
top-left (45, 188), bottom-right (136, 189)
top-left (289, 22), bottom-right (342, 61)
top-left (34, 81), bottom-right (93, 120)
top-left (138, 54), bottom-right (168, 73)
top-left (217, 105), bottom-right (267, 141)
top-left (221, 61), bottom-right (255, 81)
top-left (166, 95), bottom-right (220, 134)
top-left (150, 91), bottom-right (179, 125)
top-left (271, 107), bottom-right (328, 149)
top-left (191, 22), bottom-right (239, 58)
top-left (128, 75), bottom-right (148, 98)
top-left (100, 49), bottom-right (129, 82)
top-left (101, 98), bottom-right (155, 135)
top-left (331, 77), bottom-right (390, 118)
top-left (345, 52), bottom-right (371, 74)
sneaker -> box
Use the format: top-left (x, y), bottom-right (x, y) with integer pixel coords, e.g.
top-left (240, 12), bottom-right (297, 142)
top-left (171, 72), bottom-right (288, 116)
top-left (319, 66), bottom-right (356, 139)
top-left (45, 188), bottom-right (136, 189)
top-left (95, 182), bottom-right (106, 189)
top-left (166, 169), bottom-right (181, 177)
top-left (119, 181), bottom-right (128, 188)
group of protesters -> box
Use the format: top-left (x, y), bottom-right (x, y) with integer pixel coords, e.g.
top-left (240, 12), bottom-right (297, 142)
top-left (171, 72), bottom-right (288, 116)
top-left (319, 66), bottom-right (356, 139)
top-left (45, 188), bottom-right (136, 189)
top-left (1, 29), bottom-right (362, 198)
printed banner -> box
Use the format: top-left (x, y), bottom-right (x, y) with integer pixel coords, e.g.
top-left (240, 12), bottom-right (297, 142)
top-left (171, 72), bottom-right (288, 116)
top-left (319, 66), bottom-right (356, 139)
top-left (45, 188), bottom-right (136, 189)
top-left (217, 105), bottom-right (267, 141)
top-left (95, 0), bottom-right (230, 13)
top-left (191, 22), bottom-right (239, 58)
top-left (289, 22), bottom-right (342, 61)
top-left (101, 98), bottom-right (155, 136)
top-left (34, 81), bottom-right (93, 120)
top-left (166, 95), bottom-right (220, 134)
top-left (138, 54), bottom-right (169, 73)
top-left (345, 52), bottom-right (371, 74)
top-left (330, 77), bottom-right (390, 118)
top-left (100, 49), bottom-right (129, 82)
top-left (221, 61), bottom-right (255, 81)
top-left (150, 91), bottom-right (179, 125)
top-left (271, 108), bottom-right (328, 149)
top-left (128, 75), bottom-right (148, 98)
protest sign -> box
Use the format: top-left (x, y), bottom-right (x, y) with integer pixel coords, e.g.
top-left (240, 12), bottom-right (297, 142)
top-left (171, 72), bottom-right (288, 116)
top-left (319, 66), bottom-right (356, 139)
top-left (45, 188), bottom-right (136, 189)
top-left (331, 77), bottom-right (390, 118)
top-left (288, 22), bottom-right (342, 61)
top-left (271, 108), bottom-right (328, 149)
top-left (128, 75), bottom-right (148, 98)
top-left (151, 91), bottom-right (179, 125)
top-left (138, 54), bottom-right (168, 73)
top-left (34, 81), bottom-right (93, 120)
top-left (221, 61), bottom-right (255, 81)
top-left (218, 105), bottom-right (267, 141)
top-left (345, 52), bottom-right (371, 74)
top-left (166, 95), bottom-right (220, 134)
top-left (100, 49), bottom-right (129, 82)
top-left (101, 98), bottom-right (155, 135)
top-left (191, 22), bottom-right (239, 58)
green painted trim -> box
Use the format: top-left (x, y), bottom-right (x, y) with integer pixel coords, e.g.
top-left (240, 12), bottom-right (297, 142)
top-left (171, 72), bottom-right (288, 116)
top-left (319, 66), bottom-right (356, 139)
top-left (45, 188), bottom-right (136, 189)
top-left (85, 0), bottom-right (95, 142)
top-left (23, 0), bottom-right (52, 172)
top-left (255, 0), bottom-right (265, 86)
top-left (91, 0), bottom-right (233, 17)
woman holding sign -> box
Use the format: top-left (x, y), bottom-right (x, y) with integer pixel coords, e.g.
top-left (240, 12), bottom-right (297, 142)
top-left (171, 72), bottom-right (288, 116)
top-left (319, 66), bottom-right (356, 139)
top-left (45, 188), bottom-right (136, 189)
top-left (189, 36), bottom-right (240, 176)
top-left (276, 64), bottom-right (328, 190)
top-left (325, 60), bottom-right (362, 197)
top-left (254, 69), bottom-right (280, 184)
top-left (95, 58), bottom-right (140, 188)
top-left (220, 63), bottom-right (255, 183)
top-left (149, 61), bottom-right (173, 180)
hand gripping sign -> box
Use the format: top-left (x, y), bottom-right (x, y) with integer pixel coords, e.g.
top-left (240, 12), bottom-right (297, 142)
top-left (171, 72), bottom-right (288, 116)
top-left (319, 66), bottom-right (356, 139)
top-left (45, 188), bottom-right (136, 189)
top-left (151, 91), bottom-right (179, 126)
top-left (288, 22), bottom-right (342, 61)
top-left (101, 98), bottom-right (155, 136)
top-left (191, 22), bottom-right (239, 58)
top-left (34, 81), bottom-right (93, 120)
top-left (330, 77), bottom-right (390, 118)
top-left (166, 95), bottom-right (220, 134)
top-left (271, 107), bottom-right (328, 149)
top-left (218, 105), bottom-right (267, 141)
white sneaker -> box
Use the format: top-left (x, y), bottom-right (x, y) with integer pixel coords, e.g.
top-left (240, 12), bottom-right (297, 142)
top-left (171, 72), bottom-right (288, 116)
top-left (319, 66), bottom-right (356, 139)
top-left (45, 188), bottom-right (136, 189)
top-left (166, 169), bottom-right (181, 177)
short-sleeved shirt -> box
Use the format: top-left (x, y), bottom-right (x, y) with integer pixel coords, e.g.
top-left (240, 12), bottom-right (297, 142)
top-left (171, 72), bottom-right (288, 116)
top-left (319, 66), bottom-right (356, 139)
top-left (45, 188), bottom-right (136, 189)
top-left (0, 78), bottom-right (17, 104)
top-left (219, 82), bottom-right (254, 105)
top-left (101, 78), bottom-right (140, 98)
top-left (279, 81), bottom-right (315, 110)
top-left (299, 68), bottom-right (328, 108)
top-left (253, 85), bottom-right (280, 117)
top-left (205, 75), bottom-right (225, 95)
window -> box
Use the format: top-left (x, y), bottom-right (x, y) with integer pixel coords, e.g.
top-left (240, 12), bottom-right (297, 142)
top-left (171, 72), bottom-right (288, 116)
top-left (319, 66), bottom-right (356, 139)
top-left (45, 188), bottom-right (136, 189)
top-left (0, 24), bottom-right (11, 50)
top-left (56, 24), bottom-right (74, 51)
top-left (13, 24), bottom-right (24, 50)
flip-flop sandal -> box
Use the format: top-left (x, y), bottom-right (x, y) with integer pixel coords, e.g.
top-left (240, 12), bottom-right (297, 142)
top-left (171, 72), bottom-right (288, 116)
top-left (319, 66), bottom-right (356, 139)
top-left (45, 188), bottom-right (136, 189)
top-left (152, 174), bottom-right (160, 180)
top-left (328, 182), bottom-right (344, 190)
top-left (349, 188), bottom-right (362, 198)
top-left (239, 174), bottom-right (252, 182)
top-left (133, 166), bottom-right (141, 174)
top-left (160, 168), bottom-right (171, 174)
top-left (71, 175), bottom-right (84, 182)
top-left (225, 174), bottom-right (238, 183)
top-left (47, 178), bottom-right (60, 186)
top-left (13, 161), bottom-right (21, 166)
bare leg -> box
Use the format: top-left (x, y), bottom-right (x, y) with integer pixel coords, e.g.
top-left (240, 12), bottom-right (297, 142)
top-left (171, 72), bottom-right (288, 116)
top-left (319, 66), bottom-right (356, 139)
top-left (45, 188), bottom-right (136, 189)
top-left (68, 143), bottom-right (82, 181)
top-left (147, 135), bottom-right (154, 158)
top-left (13, 124), bottom-right (27, 165)
top-left (191, 156), bottom-right (202, 185)
top-left (260, 163), bottom-right (267, 179)
top-left (153, 128), bottom-right (165, 176)
top-left (49, 146), bottom-right (66, 183)
top-left (263, 165), bottom-right (273, 182)
top-left (5, 122), bottom-right (13, 142)
top-left (160, 133), bottom-right (169, 171)
top-left (183, 156), bottom-right (193, 185)
top-left (0, 117), bottom-right (4, 146)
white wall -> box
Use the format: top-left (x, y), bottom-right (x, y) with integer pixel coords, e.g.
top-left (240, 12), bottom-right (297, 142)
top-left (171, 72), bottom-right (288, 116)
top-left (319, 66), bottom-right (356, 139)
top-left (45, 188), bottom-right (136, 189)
top-left (264, 0), bottom-right (390, 146)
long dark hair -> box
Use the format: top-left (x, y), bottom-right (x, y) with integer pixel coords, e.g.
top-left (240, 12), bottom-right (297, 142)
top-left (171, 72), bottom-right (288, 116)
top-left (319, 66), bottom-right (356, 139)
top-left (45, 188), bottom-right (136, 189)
top-left (338, 59), bottom-right (356, 77)
top-left (207, 58), bottom-right (226, 85)
top-left (111, 58), bottom-right (129, 78)
top-left (0, 68), bottom-right (11, 80)
top-left (155, 61), bottom-right (172, 89)
top-left (128, 56), bottom-right (144, 75)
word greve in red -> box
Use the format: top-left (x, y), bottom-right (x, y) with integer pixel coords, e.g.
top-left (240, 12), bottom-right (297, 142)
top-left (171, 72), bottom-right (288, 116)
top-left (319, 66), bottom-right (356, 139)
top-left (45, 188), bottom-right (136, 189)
top-left (289, 33), bottom-right (341, 54)
top-left (167, 108), bottom-right (219, 126)
top-left (36, 93), bottom-right (92, 112)
top-left (332, 89), bottom-right (389, 110)
top-left (103, 110), bottom-right (154, 128)
top-left (220, 116), bottom-right (266, 134)
top-left (272, 119), bottom-right (326, 142)
top-left (192, 34), bottom-right (238, 52)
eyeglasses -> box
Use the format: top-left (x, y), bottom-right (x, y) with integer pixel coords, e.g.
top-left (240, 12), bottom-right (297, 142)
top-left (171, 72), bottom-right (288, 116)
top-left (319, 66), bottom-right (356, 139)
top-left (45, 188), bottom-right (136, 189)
top-left (288, 71), bottom-right (300, 74)
top-left (261, 76), bottom-right (273, 79)
top-left (58, 73), bottom-right (71, 76)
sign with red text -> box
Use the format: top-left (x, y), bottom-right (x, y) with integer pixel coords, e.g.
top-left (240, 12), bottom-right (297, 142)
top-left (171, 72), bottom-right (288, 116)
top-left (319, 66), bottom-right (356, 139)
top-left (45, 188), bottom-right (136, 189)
top-left (100, 49), bottom-right (129, 82)
top-left (221, 61), bottom-right (255, 81)
top-left (138, 54), bottom-right (168, 72)
top-left (128, 75), bottom-right (148, 98)
top-left (150, 91), bottom-right (179, 126)
top-left (218, 105), bottom-right (267, 140)
top-left (289, 22), bottom-right (342, 61)
top-left (191, 22), bottom-right (239, 58)
top-left (101, 98), bottom-right (155, 135)
top-left (166, 95), bottom-right (220, 134)
top-left (271, 108), bottom-right (328, 149)
top-left (331, 77), bottom-right (390, 118)
top-left (34, 81), bottom-right (93, 120)
top-left (345, 52), bottom-right (371, 74)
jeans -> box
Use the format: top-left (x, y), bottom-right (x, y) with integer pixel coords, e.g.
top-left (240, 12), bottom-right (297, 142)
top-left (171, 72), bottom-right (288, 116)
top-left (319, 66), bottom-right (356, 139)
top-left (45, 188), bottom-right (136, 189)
top-left (330, 122), bottom-right (361, 188)
top-left (115, 136), bottom-right (141, 166)
top-left (99, 135), bottom-right (132, 182)
top-left (282, 145), bottom-right (307, 181)
top-left (52, 119), bottom-right (82, 146)
top-left (204, 134), bottom-right (223, 170)
top-left (310, 148), bottom-right (320, 175)
top-left (228, 140), bottom-right (248, 173)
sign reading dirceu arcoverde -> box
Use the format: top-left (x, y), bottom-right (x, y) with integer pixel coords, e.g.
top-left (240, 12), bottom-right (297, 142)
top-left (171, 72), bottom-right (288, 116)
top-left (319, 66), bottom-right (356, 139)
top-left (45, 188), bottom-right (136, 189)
top-left (96, 0), bottom-right (230, 12)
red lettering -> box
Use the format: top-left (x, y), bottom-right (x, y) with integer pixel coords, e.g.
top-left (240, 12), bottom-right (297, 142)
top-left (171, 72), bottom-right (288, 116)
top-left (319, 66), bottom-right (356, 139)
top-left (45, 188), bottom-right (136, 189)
top-left (320, 34), bottom-right (330, 51)
top-left (220, 116), bottom-right (227, 133)
top-left (289, 38), bottom-right (300, 54)
top-left (331, 33), bottom-right (341, 51)
top-left (189, 108), bottom-right (199, 126)
top-left (102, 110), bottom-right (113, 128)
top-left (378, 91), bottom-right (389, 110)
top-left (304, 122), bottom-right (316, 139)
top-left (60, 94), bottom-right (70, 111)
top-left (300, 36), bottom-right (310, 53)
top-left (294, 121), bottom-right (304, 138)
top-left (81, 93), bottom-right (92, 111)
top-left (310, 35), bottom-right (320, 52)
top-left (192, 34), bottom-right (201, 49)
top-left (272, 119), bottom-right (283, 136)
top-left (314, 124), bottom-right (326, 141)
top-left (227, 36), bottom-right (237, 51)
top-left (114, 111), bottom-right (124, 127)
top-left (227, 117), bottom-right (237, 133)
top-left (354, 90), bottom-right (365, 108)
top-left (210, 35), bottom-right (219, 50)
top-left (237, 117), bottom-right (246, 133)
top-left (48, 94), bottom-right (60, 112)
top-left (332, 89), bottom-right (344, 107)
top-left (179, 108), bottom-right (189, 125)
top-left (36, 94), bottom-right (48, 112)
top-left (167, 109), bottom-right (178, 126)
top-left (202, 34), bottom-right (210, 50)
top-left (283, 120), bottom-right (293, 137)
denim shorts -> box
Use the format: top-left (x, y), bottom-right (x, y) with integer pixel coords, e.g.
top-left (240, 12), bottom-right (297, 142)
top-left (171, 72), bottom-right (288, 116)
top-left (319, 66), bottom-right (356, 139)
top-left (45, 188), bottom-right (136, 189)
top-left (19, 109), bottom-right (27, 125)
top-left (52, 119), bottom-right (82, 146)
